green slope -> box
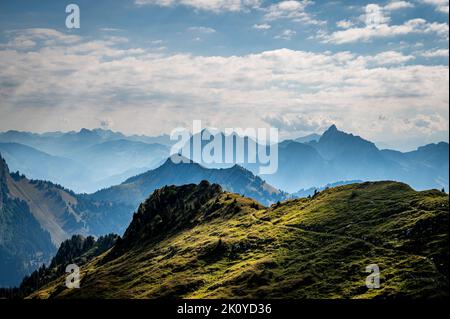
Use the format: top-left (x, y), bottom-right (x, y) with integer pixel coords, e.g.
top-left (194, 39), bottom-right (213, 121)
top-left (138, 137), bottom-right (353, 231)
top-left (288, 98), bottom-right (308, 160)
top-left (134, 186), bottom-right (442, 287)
top-left (30, 181), bottom-right (449, 299)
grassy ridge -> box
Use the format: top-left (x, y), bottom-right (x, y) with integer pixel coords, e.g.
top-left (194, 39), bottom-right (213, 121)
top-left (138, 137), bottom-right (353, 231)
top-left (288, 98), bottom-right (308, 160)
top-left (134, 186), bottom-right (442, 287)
top-left (30, 181), bottom-right (449, 299)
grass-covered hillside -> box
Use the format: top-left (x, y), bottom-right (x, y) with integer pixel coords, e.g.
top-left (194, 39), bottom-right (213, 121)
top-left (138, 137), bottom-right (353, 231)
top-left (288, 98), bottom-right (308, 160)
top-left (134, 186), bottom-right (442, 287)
top-left (30, 181), bottom-right (449, 299)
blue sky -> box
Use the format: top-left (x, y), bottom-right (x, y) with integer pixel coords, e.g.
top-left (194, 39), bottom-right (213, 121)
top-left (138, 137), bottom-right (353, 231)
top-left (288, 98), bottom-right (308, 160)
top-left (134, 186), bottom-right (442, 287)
top-left (0, 0), bottom-right (448, 150)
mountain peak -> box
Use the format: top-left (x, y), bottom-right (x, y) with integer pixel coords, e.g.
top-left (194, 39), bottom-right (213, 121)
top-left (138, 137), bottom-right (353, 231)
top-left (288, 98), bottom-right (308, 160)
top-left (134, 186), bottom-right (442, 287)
top-left (316, 124), bottom-right (379, 160)
top-left (325, 124), bottom-right (338, 134)
top-left (164, 154), bottom-right (196, 166)
top-left (79, 128), bottom-right (93, 135)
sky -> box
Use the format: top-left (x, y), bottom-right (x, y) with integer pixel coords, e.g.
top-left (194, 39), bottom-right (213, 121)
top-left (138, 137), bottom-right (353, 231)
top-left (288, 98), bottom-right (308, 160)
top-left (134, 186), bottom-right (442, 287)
top-left (0, 0), bottom-right (448, 151)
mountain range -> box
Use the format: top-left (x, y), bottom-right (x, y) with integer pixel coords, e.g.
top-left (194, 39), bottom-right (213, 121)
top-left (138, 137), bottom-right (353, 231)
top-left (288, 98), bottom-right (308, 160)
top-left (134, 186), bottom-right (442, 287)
top-left (0, 125), bottom-right (448, 290)
top-left (91, 155), bottom-right (287, 207)
top-left (0, 153), bottom-right (286, 287)
top-left (22, 181), bottom-right (449, 299)
top-left (181, 125), bottom-right (448, 193)
top-left (0, 154), bottom-right (133, 286)
top-left (1, 126), bottom-right (448, 194)
top-left (0, 129), bottom-right (173, 193)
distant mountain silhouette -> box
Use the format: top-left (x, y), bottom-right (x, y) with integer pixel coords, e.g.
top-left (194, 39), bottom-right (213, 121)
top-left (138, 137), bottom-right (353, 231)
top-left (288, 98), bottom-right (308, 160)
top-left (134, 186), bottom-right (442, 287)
top-left (294, 133), bottom-right (321, 143)
top-left (1, 126), bottom-right (448, 194)
top-left (291, 180), bottom-right (363, 198)
top-left (0, 129), bottom-right (171, 193)
top-left (0, 142), bottom-right (92, 192)
top-left (171, 125), bottom-right (448, 193)
top-left (314, 124), bottom-right (379, 160)
top-left (91, 155), bottom-right (287, 207)
top-left (70, 139), bottom-right (169, 188)
top-left (257, 125), bottom-right (448, 192)
top-left (246, 140), bottom-right (332, 192)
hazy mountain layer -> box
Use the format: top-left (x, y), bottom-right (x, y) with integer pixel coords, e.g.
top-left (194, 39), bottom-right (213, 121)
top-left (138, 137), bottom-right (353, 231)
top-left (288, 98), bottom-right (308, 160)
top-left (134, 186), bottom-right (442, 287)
top-left (1, 127), bottom-right (448, 194)
top-left (0, 130), bottom-right (171, 193)
top-left (91, 156), bottom-right (287, 207)
top-left (291, 180), bottom-right (363, 198)
top-left (174, 125), bottom-right (448, 193)
top-left (0, 129), bottom-right (173, 156)
top-left (0, 143), bottom-right (93, 192)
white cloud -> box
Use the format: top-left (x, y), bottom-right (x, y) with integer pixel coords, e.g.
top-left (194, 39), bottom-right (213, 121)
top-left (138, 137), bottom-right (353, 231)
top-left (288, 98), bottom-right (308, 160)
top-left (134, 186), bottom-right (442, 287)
top-left (1, 35), bottom-right (36, 50)
top-left (0, 29), bottom-right (448, 147)
top-left (336, 20), bottom-right (354, 29)
top-left (263, 114), bottom-right (332, 133)
top-left (263, 0), bottom-right (325, 25)
top-left (420, 48), bottom-right (449, 57)
top-left (384, 1), bottom-right (414, 11)
top-left (188, 26), bottom-right (216, 34)
top-left (6, 28), bottom-right (82, 44)
top-left (134, 0), bottom-right (261, 12)
top-left (99, 28), bottom-right (122, 32)
top-left (274, 29), bottom-right (297, 40)
top-left (363, 4), bottom-right (391, 25)
top-left (367, 51), bottom-right (415, 65)
top-left (150, 39), bottom-right (164, 45)
top-left (320, 18), bottom-right (449, 44)
top-left (421, 0), bottom-right (449, 13)
top-left (253, 23), bottom-right (271, 30)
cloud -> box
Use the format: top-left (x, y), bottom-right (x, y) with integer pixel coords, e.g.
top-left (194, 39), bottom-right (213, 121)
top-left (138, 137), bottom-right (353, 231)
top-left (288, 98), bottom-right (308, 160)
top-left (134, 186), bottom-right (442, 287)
top-left (363, 4), bottom-right (391, 25)
top-left (421, 0), bottom-right (449, 13)
top-left (407, 113), bottom-right (448, 133)
top-left (98, 118), bottom-right (114, 129)
top-left (320, 18), bottom-right (449, 44)
top-left (263, 114), bottom-right (332, 133)
top-left (5, 28), bottom-right (82, 45)
top-left (253, 23), bottom-right (271, 30)
top-left (384, 1), bottom-right (414, 11)
top-left (0, 29), bottom-right (448, 147)
top-left (420, 48), bottom-right (449, 57)
top-left (134, 0), bottom-right (261, 12)
top-left (274, 29), bottom-right (297, 40)
top-left (188, 26), bottom-right (216, 34)
top-left (367, 51), bottom-right (415, 65)
top-left (1, 35), bottom-right (36, 50)
top-left (263, 0), bottom-right (325, 25)
top-left (99, 28), bottom-right (122, 32)
top-left (336, 20), bottom-right (354, 29)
